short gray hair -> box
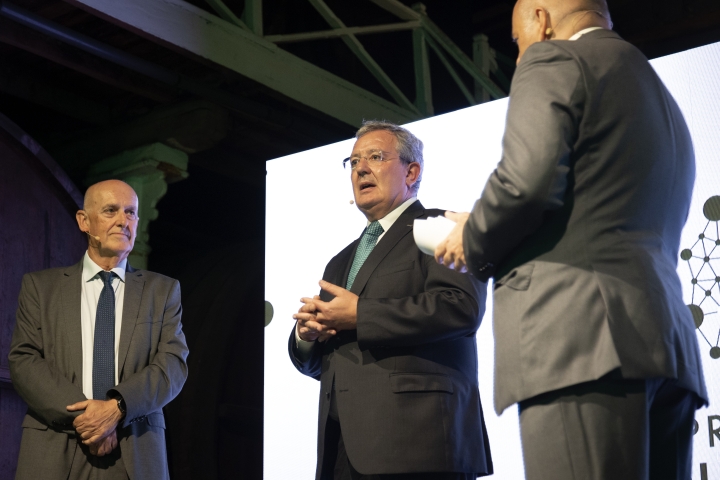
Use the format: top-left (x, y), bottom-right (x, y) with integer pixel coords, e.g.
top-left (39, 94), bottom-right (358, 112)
top-left (355, 120), bottom-right (424, 193)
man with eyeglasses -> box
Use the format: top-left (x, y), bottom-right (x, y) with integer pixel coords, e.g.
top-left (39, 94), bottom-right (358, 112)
top-left (9, 179), bottom-right (188, 480)
top-left (289, 121), bottom-right (493, 480)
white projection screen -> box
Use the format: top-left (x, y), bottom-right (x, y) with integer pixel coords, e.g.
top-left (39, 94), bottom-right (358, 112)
top-left (265, 41), bottom-right (720, 479)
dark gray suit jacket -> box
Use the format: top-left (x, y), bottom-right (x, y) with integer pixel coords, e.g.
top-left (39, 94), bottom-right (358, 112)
top-left (463, 29), bottom-right (707, 414)
top-left (289, 201), bottom-right (493, 477)
top-left (9, 260), bottom-right (189, 480)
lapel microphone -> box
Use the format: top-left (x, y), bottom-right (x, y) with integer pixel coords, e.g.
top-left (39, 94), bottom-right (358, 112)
top-left (86, 231), bottom-right (101, 241)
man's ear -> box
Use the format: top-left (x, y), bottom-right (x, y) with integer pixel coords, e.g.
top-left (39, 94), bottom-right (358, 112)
top-left (76, 210), bottom-right (89, 232)
top-left (405, 162), bottom-right (421, 188)
top-left (535, 8), bottom-right (551, 40)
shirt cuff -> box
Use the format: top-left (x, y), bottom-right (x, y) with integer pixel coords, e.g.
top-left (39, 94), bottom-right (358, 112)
top-left (295, 322), bottom-right (315, 361)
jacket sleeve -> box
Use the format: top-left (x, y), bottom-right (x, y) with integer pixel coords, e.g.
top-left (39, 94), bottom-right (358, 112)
top-left (9, 273), bottom-right (86, 431)
top-left (112, 279), bottom-right (189, 427)
top-left (464, 42), bottom-right (584, 280)
top-left (356, 254), bottom-right (487, 349)
top-left (287, 327), bottom-right (322, 380)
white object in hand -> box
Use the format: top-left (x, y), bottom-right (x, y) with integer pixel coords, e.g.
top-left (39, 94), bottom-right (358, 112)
top-left (413, 215), bottom-right (456, 256)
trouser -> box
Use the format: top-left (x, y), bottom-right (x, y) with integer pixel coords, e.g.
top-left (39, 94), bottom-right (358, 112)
top-left (518, 373), bottom-right (699, 480)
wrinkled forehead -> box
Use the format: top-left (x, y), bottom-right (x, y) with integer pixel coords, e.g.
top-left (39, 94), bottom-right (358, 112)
top-left (90, 185), bottom-right (138, 209)
top-left (351, 130), bottom-right (399, 156)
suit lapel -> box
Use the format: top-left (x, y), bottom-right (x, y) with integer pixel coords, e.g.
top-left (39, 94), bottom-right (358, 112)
top-left (61, 261), bottom-right (84, 383)
top-left (118, 268), bottom-right (144, 377)
top-left (348, 201), bottom-right (425, 296)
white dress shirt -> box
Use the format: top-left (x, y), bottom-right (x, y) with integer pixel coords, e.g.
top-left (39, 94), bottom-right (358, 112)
top-left (81, 252), bottom-right (127, 399)
top-left (295, 197), bottom-right (419, 354)
top-left (569, 26), bottom-right (604, 41)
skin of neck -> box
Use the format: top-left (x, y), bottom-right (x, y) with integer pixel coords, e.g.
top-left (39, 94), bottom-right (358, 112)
top-left (550, 9), bottom-right (611, 40)
top-left (87, 245), bottom-right (129, 271)
top-left (361, 188), bottom-right (414, 222)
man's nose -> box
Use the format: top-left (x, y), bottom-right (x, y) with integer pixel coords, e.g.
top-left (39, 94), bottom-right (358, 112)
top-left (116, 212), bottom-right (129, 227)
top-left (355, 158), bottom-right (371, 176)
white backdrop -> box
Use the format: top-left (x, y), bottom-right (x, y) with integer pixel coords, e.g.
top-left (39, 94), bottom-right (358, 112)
top-left (265, 41), bottom-right (720, 479)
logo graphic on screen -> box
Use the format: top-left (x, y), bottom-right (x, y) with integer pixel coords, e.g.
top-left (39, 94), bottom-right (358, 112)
top-left (681, 195), bottom-right (720, 360)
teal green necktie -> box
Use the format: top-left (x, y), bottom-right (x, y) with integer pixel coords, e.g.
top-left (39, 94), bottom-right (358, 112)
top-left (346, 221), bottom-right (384, 290)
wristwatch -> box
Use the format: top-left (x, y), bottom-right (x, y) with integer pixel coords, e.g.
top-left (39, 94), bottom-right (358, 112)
top-left (114, 395), bottom-right (127, 416)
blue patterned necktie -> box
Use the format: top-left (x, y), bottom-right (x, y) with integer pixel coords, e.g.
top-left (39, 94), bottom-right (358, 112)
top-left (346, 221), bottom-right (384, 290)
top-left (93, 271), bottom-right (116, 400)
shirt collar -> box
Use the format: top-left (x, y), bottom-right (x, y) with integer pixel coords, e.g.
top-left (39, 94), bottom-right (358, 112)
top-left (82, 251), bottom-right (127, 283)
top-left (370, 197), bottom-right (418, 233)
top-left (569, 26), bottom-right (605, 41)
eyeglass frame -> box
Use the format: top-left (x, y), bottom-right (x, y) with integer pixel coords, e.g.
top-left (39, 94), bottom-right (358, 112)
top-left (342, 150), bottom-right (399, 170)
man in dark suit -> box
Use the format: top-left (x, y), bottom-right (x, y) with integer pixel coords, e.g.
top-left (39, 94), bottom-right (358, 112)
top-left (9, 179), bottom-right (189, 479)
top-left (436, 1), bottom-right (707, 479)
top-left (289, 121), bottom-right (493, 480)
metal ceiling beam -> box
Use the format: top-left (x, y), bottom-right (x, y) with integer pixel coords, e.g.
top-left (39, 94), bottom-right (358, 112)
top-left (204, 0), bottom-right (251, 32)
top-left (371, 0), bottom-right (505, 102)
top-left (62, 0), bottom-right (419, 127)
top-left (416, 5), bottom-right (505, 100)
top-left (370, 0), bottom-right (421, 22)
top-left (307, 0), bottom-right (419, 115)
top-left (0, 1), bottom-right (349, 143)
top-left (412, 27), bottom-right (432, 116)
top-left (242, 0), bottom-right (262, 36)
top-left (425, 33), bottom-right (475, 106)
top-left (265, 21), bottom-right (420, 44)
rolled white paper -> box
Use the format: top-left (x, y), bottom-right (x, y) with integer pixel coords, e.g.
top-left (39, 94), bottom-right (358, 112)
top-left (413, 215), bottom-right (456, 256)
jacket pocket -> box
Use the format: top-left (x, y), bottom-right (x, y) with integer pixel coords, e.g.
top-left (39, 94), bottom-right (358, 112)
top-left (377, 261), bottom-right (415, 277)
top-left (496, 263), bottom-right (534, 291)
top-left (22, 414), bottom-right (49, 430)
top-left (146, 412), bottom-right (166, 429)
top-left (390, 373), bottom-right (454, 394)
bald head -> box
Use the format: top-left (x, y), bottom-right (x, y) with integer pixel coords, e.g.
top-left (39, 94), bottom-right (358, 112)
top-left (513, 0), bottom-right (612, 62)
top-left (83, 179), bottom-right (137, 212)
top-left (516, 0), bottom-right (609, 19)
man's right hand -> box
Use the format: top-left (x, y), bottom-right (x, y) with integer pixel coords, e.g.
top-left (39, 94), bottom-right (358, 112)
top-left (88, 429), bottom-right (118, 457)
top-left (293, 295), bottom-right (336, 342)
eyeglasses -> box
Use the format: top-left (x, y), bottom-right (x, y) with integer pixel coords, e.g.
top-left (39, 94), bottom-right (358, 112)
top-left (343, 150), bottom-right (390, 170)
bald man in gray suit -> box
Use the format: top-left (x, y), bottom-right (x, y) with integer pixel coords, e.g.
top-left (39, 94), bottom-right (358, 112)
top-left (9, 180), bottom-right (188, 480)
top-left (436, 1), bottom-right (707, 479)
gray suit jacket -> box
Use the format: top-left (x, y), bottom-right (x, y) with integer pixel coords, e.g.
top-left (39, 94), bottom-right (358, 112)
top-left (463, 30), bottom-right (707, 414)
top-left (9, 260), bottom-right (189, 480)
top-left (290, 202), bottom-right (493, 478)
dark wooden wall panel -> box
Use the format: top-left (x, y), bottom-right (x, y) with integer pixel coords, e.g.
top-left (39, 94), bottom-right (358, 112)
top-left (0, 114), bottom-right (86, 479)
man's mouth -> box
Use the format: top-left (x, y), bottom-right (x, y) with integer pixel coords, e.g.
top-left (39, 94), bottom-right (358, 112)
top-left (359, 182), bottom-right (376, 191)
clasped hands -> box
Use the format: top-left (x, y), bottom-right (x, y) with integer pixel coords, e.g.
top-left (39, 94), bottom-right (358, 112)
top-left (294, 280), bottom-right (359, 342)
top-left (66, 398), bottom-right (124, 457)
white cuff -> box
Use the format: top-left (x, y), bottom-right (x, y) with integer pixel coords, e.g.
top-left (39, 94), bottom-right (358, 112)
top-left (294, 322), bottom-right (315, 361)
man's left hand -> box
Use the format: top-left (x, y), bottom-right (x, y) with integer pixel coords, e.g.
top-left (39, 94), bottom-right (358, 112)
top-left (308, 280), bottom-right (359, 332)
top-left (435, 211), bottom-right (470, 272)
top-left (88, 429), bottom-right (118, 457)
top-left (67, 399), bottom-right (124, 445)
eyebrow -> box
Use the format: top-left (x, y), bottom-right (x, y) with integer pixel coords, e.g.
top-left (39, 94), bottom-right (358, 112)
top-left (101, 203), bottom-right (136, 210)
top-left (350, 149), bottom-right (387, 157)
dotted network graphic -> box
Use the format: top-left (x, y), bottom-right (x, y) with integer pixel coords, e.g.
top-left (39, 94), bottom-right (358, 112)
top-left (681, 196), bottom-right (720, 360)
